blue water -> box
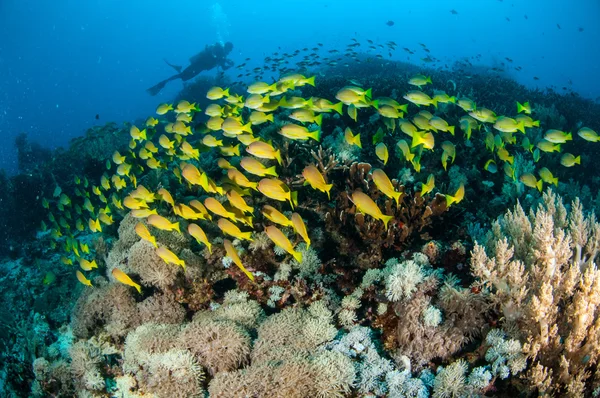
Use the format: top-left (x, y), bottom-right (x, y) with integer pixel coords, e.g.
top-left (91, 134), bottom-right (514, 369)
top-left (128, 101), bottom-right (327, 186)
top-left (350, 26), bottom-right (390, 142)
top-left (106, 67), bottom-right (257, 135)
top-left (1, 0), bottom-right (598, 174)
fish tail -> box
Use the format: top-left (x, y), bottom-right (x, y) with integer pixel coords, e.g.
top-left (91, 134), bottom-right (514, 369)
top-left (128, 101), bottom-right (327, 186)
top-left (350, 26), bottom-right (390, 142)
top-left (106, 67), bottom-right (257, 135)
top-left (232, 144), bottom-right (240, 157)
top-left (223, 88), bottom-right (230, 97)
top-left (370, 99), bottom-right (379, 109)
top-left (311, 129), bottom-right (322, 142)
top-left (326, 184), bottom-right (333, 199)
top-left (426, 76), bottom-right (432, 84)
top-left (314, 113), bottom-right (323, 126)
top-left (331, 101), bottom-right (344, 115)
top-left (250, 182), bottom-right (259, 191)
top-left (533, 120), bottom-right (540, 127)
top-left (566, 132), bottom-right (572, 141)
top-left (575, 156), bottom-right (581, 165)
top-left (291, 191), bottom-right (298, 209)
top-left (517, 101), bottom-right (524, 113)
top-left (430, 99), bottom-right (438, 109)
top-left (179, 260), bottom-right (186, 270)
top-left (134, 283), bottom-right (142, 294)
top-left (393, 192), bottom-right (403, 206)
top-left (449, 96), bottom-right (456, 104)
top-left (354, 133), bottom-right (362, 148)
top-left (445, 194), bottom-right (455, 207)
top-left (173, 222), bottom-right (181, 234)
top-left (364, 88), bottom-right (373, 99)
top-left (517, 122), bottom-right (525, 134)
top-left (242, 123), bottom-right (252, 134)
top-left (292, 250), bottom-right (303, 263)
top-left (274, 149), bottom-right (283, 165)
top-left (207, 242), bottom-right (213, 254)
top-left (536, 180), bottom-right (543, 192)
top-left (266, 113), bottom-right (274, 122)
top-left (305, 76), bottom-right (316, 87)
top-left (553, 177), bottom-right (559, 186)
top-left (266, 166), bottom-right (279, 177)
top-left (448, 125), bottom-right (455, 135)
top-left (381, 214), bottom-right (393, 229)
top-left (241, 231), bottom-right (253, 241)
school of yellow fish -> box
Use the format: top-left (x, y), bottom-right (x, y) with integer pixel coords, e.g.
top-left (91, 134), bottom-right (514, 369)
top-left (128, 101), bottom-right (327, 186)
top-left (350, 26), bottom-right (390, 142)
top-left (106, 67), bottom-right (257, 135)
top-left (41, 71), bottom-right (597, 290)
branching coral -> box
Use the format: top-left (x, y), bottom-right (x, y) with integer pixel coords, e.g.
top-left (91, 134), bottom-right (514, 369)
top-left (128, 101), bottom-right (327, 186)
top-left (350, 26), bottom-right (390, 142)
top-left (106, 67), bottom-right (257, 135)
top-left (471, 189), bottom-right (600, 395)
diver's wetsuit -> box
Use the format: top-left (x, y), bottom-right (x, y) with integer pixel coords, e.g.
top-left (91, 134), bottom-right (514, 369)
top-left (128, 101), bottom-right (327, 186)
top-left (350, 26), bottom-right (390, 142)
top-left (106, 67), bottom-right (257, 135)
top-left (147, 42), bottom-right (234, 96)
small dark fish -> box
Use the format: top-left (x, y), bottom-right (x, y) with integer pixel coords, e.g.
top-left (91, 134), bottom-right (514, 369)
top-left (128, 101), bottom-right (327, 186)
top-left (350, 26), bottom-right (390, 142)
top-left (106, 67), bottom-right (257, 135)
top-left (450, 9), bottom-right (458, 14)
top-left (557, 24), bottom-right (561, 29)
top-left (424, 48), bottom-right (430, 53)
top-left (533, 76), bottom-right (540, 80)
top-left (386, 20), bottom-right (395, 26)
top-left (578, 27), bottom-right (584, 32)
top-left (505, 57), bottom-right (513, 63)
top-left (95, 114), bottom-right (99, 120)
top-left (245, 58), bottom-right (251, 61)
top-left (367, 39), bottom-right (374, 44)
top-left (419, 43), bottom-right (427, 48)
top-left (505, 17), bottom-right (510, 22)
top-left (524, 15), bottom-right (528, 19)
top-left (318, 43), bottom-right (323, 46)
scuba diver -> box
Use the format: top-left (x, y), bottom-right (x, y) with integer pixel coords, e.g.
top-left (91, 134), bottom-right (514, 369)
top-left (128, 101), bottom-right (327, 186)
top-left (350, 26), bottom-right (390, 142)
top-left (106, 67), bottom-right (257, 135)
top-left (147, 41), bottom-right (234, 96)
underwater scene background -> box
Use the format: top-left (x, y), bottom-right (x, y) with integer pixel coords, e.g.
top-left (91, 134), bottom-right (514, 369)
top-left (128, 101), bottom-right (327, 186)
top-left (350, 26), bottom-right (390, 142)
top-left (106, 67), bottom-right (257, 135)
top-left (1, 0), bottom-right (600, 397)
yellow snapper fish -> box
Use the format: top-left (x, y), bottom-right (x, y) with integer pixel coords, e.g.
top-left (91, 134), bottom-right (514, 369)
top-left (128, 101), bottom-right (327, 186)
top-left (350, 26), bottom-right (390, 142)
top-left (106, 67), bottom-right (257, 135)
top-left (429, 116), bottom-right (455, 135)
top-left (375, 143), bottom-right (389, 165)
top-left (538, 167), bottom-right (558, 186)
top-left (515, 114), bottom-right (540, 128)
top-left (291, 213), bottom-right (311, 247)
top-left (205, 103), bottom-right (224, 117)
top-left (350, 191), bottom-right (394, 229)
top-left (147, 214), bottom-right (180, 233)
top-left (289, 109), bottom-right (323, 126)
top-left (516, 101), bottom-right (532, 114)
top-left (497, 147), bottom-right (514, 165)
top-left (223, 239), bottom-right (255, 281)
top-left (244, 94), bottom-right (270, 110)
top-left (469, 108), bottom-right (497, 123)
top-left (433, 91), bottom-right (456, 104)
top-left (278, 73), bottom-right (315, 87)
top-left (156, 103), bottom-right (173, 115)
top-left (344, 127), bottom-right (362, 148)
top-left (459, 116), bottom-right (479, 140)
top-left (411, 130), bottom-right (435, 150)
top-left (228, 168), bottom-right (259, 190)
top-left (227, 190), bottom-right (254, 214)
top-left (188, 223), bottom-right (212, 253)
top-left (135, 222), bottom-right (157, 247)
top-left (279, 124), bottom-right (321, 142)
top-left (420, 174), bottom-right (435, 196)
top-left (445, 184), bottom-right (465, 207)
top-left (174, 203), bottom-right (205, 220)
top-left (217, 218), bottom-right (253, 242)
top-left (112, 151), bottom-right (127, 165)
top-left (457, 97), bottom-right (476, 112)
top-left (249, 111), bottom-right (274, 125)
top-left (493, 116), bottom-right (525, 134)
top-left (202, 135), bottom-right (223, 148)
top-left (219, 144), bottom-right (241, 157)
top-left (88, 218), bottom-right (102, 233)
top-left (335, 87), bottom-right (372, 105)
top-left (112, 268), bottom-right (142, 294)
top-left (520, 173), bottom-right (543, 191)
top-left (204, 197), bottom-right (237, 221)
top-left (262, 205), bottom-right (293, 228)
top-left (396, 140), bottom-right (415, 162)
top-left (157, 188), bottom-right (174, 207)
top-left (544, 129), bottom-right (572, 144)
top-left (76, 270), bottom-right (92, 287)
top-left (189, 200), bottom-right (211, 220)
top-left (536, 139), bottom-right (561, 153)
top-left (560, 153), bottom-right (580, 167)
top-left (172, 121), bottom-right (192, 136)
top-left (222, 117), bottom-right (252, 135)
top-left (302, 165), bottom-right (333, 199)
top-left (207, 86), bottom-right (230, 100)
top-left (265, 225), bottom-right (303, 262)
top-left (377, 97), bottom-right (408, 112)
top-left (131, 208), bottom-right (158, 218)
top-left (237, 133), bottom-right (260, 146)
top-left (145, 116), bottom-right (159, 127)
top-left (403, 91), bottom-right (437, 108)
top-left (258, 178), bottom-right (296, 209)
top-left (175, 100), bottom-right (197, 114)
top-left (79, 258), bottom-right (98, 271)
top-left (158, 134), bottom-right (175, 150)
top-left (408, 74), bottom-right (432, 88)
top-left (378, 105), bottom-right (403, 119)
top-left (577, 127), bottom-right (599, 142)
top-left (156, 246), bottom-right (186, 269)
top-left (246, 141), bottom-right (282, 165)
top-left (207, 116), bottom-right (225, 131)
top-left (130, 125), bottom-right (147, 141)
top-left (247, 81), bottom-right (277, 94)
top-left (218, 158), bottom-right (234, 170)
top-left (372, 169), bottom-right (403, 206)
top-left (180, 140), bottom-right (199, 160)
top-left (279, 96), bottom-right (313, 109)
top-left (311, 97), bottom-right (344, 114)
top-left (240, 157), bottom-right (278, 177)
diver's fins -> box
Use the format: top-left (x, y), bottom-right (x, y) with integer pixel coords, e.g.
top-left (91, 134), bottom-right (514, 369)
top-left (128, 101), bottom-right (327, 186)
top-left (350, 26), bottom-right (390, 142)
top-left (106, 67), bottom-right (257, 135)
top-left (163, 58), bottom-right (182, 73)
top-left (146, 80), bottom-right (168, 96)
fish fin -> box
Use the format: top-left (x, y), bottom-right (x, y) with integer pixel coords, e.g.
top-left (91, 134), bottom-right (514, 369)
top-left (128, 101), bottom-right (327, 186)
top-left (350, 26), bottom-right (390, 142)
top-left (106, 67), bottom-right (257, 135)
top-left (135, 284), bottom-right (142, 294)
top-left (275, 149), bottom-right (283, 165)
top-left (305, 76), bottom-right (316, 86)
top-left (332, 101), bottom-right (344, 115)
top-left (381, 215), bottom-right (393, 229)
top-left (575, 156), bottom-right (581, 164)
top-left (314, 113), bottom-right (323, 126)
top-left (354, 134), bottom-right (362, 148)
top-left (431, 99), bottom-right (438, 109)
top-left (291, 191), bottom-right (298, 209)
top-left (173, 222), bottom-right (181, 234)
top-left (292, 250), bottom-right (303, 263)
top-left (326, 184), bottom-right (333, 200)
top-left (266, 166), bottom-right (279, 177)
top-left (311, 129), bottom-right (322, 142)
top-left (364, 88), bottom-right (372, 99)
top-left (448, 125), bottom-right (455, 135)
